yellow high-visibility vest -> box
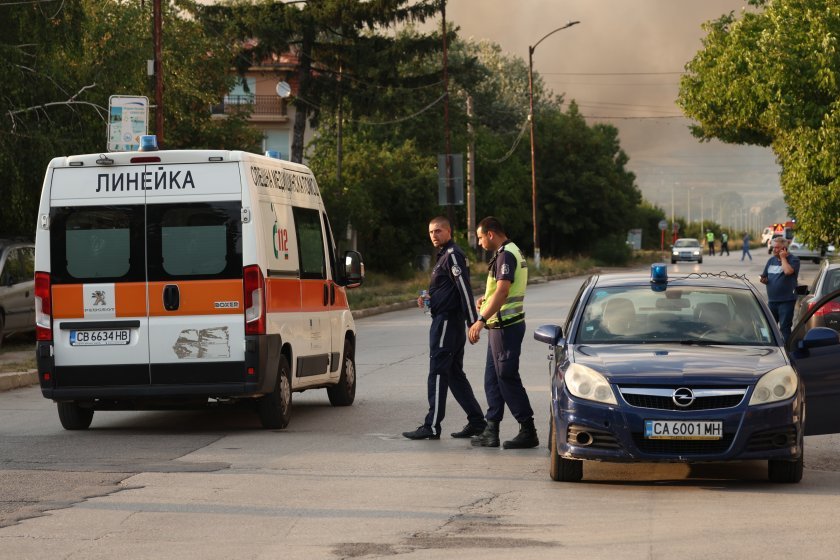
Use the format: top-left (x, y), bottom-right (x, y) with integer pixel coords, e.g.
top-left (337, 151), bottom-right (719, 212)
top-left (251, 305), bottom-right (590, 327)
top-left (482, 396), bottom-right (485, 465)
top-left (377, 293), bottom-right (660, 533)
top-left (482, 241), bottom-right (527, 327)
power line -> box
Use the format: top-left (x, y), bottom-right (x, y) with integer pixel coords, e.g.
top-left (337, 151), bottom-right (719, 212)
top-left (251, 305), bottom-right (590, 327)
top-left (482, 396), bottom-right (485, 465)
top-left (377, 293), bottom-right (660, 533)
top-left (542, 71), bottom-right (685, 76)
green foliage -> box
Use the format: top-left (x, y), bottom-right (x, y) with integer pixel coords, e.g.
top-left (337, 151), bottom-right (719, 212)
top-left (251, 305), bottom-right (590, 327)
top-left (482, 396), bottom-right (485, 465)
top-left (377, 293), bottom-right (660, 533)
top-left (530, 103), bottom-right (642, 256)
top-left (1, 0), bottom-right (262, 237)
top-left (201, 0), bottom-right (443, 161)
top-left (678, 0), bottom-right (840, 245)
top-left (309, 127), bottom-right (438, 275)
top-left (633, 201), bottom-right (668, 250)
top-left (591, 234), bottom-right (633, 266)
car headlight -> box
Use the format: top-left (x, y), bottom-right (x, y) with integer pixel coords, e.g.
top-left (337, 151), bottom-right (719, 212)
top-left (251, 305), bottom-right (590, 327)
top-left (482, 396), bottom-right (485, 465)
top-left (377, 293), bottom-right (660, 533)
top-left (693, 250), bottom-right (700, 256)
top-left (749, 365), bottom-right (798, 405)
top-left (672, 249), bottom-right (679, 255)
top-left (563, 363), bottom-right (617, 405)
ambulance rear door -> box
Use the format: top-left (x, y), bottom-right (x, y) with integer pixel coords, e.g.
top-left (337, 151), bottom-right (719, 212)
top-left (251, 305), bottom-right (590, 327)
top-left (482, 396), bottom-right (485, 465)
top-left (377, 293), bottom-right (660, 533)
top-left (48, 166), bottom-right (151, 386)
top-left (143, 161), bottom-right (245, 386)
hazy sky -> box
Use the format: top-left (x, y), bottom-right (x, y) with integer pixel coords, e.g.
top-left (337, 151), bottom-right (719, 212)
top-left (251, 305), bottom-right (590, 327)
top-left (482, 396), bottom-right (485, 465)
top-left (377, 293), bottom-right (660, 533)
top-left (443, 0), bottom-right (782, 227)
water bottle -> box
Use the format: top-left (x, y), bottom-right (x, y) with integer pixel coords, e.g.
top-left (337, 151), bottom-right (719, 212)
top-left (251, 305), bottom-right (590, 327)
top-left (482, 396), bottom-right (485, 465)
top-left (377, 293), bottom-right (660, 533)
top-left (420, 290), bottom-right (431, 314)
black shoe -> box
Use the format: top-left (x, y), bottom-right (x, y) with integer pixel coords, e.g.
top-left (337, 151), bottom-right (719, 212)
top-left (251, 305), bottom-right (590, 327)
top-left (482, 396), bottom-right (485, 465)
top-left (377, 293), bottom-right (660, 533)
top-left (503, 418), bottom-right (539, 449)
top-left (470, 420), bottom-right (500, 447)
top-left (451, 422), bottom-right (487, 438)
top-left (402, 425), bottom-right (440, 440)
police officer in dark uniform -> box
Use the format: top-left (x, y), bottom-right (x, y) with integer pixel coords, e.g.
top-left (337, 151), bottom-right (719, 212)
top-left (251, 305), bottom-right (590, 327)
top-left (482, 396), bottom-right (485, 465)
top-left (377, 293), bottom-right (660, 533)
top-left (467, 216), bottom-right (538, 449)
top-left (403, 217), bottom-right (487, 440)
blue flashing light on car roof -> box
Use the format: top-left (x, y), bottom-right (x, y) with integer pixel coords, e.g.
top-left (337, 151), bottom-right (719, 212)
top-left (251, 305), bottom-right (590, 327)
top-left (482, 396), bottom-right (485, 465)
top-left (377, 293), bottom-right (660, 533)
top-left (265, 150), bottom-right (281, 159)
top-left (138, 135), bottom-right (159, 152)
top-left (650, 263), bottom-right (668, 284)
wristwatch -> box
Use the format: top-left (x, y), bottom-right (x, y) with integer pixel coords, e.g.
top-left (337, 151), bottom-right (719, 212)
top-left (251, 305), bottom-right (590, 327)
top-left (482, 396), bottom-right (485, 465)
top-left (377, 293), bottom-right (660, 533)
top-left (477, 315), bottom-right (487, 324)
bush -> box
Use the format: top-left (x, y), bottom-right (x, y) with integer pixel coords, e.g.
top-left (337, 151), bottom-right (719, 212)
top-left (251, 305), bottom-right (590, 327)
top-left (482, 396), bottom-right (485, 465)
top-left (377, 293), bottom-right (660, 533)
top-left (592, 234), bottom-right (633, 266)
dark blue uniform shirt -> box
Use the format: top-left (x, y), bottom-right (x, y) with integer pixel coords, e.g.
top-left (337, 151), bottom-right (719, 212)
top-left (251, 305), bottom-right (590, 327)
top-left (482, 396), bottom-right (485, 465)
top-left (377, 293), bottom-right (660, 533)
top-left (429, 240), bottom-right (478, 324)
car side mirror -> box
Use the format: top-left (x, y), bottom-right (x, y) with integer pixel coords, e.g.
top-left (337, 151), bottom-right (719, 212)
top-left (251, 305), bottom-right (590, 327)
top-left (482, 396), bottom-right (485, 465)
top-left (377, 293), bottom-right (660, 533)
top-left (534, 324), bottom-right (564, 346)
top-left (798, 327), bottom-right (840, 351)
top-left (795, 284), bottom-right (809, 296)
top-left (340, 250), bottom-right (364, 288)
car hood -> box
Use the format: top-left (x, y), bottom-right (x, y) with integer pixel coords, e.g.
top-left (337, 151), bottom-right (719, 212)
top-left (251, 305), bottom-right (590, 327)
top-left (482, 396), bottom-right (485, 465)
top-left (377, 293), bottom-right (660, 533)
top-left (571, 344), bottom-right (787, 384)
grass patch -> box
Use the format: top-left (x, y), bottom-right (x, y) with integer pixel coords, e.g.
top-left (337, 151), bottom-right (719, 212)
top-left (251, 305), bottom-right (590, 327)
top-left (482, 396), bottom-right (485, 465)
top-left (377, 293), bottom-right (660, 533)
top-left (348, 255), bottom-right (597, 311)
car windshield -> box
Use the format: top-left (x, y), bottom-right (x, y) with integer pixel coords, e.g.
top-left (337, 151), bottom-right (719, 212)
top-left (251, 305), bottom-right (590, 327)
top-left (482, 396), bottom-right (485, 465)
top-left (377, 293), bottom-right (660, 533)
top-left (674, 239), bottom-right (699, 248)
top-left (576, 285), bottom-right (774, 345)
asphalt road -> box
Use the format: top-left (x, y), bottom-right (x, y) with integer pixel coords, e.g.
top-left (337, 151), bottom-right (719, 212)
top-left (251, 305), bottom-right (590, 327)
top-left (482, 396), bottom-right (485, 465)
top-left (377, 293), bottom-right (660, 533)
top-left (1, 252), bottom-right (839, 559)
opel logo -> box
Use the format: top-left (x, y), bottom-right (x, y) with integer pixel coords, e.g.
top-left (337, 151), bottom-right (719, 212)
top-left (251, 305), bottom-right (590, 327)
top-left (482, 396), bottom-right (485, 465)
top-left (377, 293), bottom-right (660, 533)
top-left (672, 387), bottom-right (695, 408)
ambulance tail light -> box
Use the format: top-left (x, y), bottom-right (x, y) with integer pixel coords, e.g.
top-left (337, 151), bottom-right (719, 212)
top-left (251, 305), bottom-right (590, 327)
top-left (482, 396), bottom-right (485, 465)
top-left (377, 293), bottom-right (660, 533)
top-left (35, 272), bottom-right (53, 341)
top-left (244, 265), bottom-right (266, 335)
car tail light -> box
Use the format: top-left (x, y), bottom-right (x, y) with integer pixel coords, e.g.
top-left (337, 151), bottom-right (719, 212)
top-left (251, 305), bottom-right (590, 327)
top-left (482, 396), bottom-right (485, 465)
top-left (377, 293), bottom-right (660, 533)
top-left (243, 265), bottom-right (265, 335)
top-left (813, 300), bottom-right (840, 317)
top-left (35, 271), bottom-right (52, 341)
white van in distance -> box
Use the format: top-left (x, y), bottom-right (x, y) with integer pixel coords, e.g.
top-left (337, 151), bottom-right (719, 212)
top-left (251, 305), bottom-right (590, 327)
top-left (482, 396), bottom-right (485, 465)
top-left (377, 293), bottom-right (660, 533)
top-left (34, 137), bottom-right (363, 430)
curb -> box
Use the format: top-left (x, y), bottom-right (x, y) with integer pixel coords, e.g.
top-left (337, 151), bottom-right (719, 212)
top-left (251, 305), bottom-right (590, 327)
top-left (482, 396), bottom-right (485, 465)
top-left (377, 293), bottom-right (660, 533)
top-left (0, 370), bottom-right (38, 393)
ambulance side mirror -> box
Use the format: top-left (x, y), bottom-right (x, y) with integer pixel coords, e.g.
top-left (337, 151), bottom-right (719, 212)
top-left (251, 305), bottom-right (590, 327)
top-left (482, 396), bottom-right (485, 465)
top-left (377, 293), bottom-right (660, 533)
top-left (340, 251), bottom-right (364, 288)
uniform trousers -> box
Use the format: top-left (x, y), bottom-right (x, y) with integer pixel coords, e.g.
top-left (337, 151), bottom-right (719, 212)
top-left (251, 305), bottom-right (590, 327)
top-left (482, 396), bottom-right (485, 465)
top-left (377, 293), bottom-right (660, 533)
top-left (484, 321), bottom-right (534, 423)
top-left (424, 313), bottom-right (485, 435)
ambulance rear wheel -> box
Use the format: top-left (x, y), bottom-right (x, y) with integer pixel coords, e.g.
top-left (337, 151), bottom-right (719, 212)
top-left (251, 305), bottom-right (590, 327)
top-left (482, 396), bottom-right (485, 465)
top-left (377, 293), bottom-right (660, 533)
top-left (257, 356), bottom-right (292, 429)
top-left (57, 401), bottom-right (94, 430)
top-left (327, 340), bottom-right (356, 406)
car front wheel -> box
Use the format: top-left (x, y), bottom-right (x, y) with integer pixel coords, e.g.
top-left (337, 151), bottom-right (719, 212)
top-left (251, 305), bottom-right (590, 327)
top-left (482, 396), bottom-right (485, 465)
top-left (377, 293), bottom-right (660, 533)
top-left (768, 454), bottom-right (803, 483)
top-left (327, 339), bottom-right (356, 406)
top-left (549, 417), bottom-right (583, 482)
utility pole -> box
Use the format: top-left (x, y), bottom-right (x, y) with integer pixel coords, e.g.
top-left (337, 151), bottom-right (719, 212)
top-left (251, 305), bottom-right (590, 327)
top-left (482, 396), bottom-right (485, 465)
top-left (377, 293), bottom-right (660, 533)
top-left (466, 95), bottom-right (476, 249)
top-left (153, 0), bottom-right (163, 145)
top-left (441, 0), bottom-right (453, 224)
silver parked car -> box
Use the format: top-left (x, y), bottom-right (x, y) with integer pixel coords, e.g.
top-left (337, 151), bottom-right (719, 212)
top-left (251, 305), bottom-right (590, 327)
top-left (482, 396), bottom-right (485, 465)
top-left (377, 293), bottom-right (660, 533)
top-left (0, 239), bottom-right (35, 346)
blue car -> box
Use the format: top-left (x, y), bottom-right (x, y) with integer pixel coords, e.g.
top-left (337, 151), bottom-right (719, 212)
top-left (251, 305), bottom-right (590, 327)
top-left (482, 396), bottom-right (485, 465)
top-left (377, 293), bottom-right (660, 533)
top-left (535, 265), bottom-right (840, 483)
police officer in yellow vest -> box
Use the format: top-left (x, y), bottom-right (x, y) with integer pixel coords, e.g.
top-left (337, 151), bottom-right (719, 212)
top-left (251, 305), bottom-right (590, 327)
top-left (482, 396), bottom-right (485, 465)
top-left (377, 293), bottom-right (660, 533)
top-left (468, 217), bottom-right (539, 449)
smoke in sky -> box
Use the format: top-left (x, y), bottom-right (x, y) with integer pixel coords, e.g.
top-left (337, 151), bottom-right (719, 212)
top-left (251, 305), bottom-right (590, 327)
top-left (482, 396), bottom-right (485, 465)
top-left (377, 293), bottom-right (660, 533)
top-left (444, 0), bottom-right (782, 228)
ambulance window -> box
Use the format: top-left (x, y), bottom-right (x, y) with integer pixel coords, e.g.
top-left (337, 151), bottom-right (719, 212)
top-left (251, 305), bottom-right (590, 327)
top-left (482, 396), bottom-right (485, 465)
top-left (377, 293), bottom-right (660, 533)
top-left (292, 207), bottom-right (326, 280)
top-left (50, 206), bottom-right (145, 283)
top-left (147, 202), bottom-right (242, 280)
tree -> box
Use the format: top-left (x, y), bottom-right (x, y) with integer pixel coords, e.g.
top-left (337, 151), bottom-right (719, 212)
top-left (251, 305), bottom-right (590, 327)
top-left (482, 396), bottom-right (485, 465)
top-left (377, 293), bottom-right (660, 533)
top-left (200, 0), bottom-right (442, 163)
top-left (1, 0), bottom-right (262, 237)
top-left (308, 127), bottom-right (437, 275)
top-left (678, 0), bottom-right (840, 246)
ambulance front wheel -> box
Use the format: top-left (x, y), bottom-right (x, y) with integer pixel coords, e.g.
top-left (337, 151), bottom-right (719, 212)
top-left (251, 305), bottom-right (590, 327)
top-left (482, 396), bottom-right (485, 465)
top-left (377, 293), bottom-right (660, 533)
top-left (57, 401), bottom-right (94, 430)
top-left (257, 355), bottom-right (292, 429)
top-left (327, 339), bottom-right (356, 407)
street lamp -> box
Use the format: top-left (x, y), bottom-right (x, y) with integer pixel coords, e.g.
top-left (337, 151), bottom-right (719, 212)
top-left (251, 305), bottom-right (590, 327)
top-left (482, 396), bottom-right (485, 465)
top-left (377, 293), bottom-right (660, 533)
top-left (528, 21), bottom-right (580, 269)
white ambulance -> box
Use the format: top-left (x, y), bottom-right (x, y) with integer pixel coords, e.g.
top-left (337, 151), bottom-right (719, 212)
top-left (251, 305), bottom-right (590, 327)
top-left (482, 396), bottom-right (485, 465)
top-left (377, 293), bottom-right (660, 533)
top-left (33, 137), bottom-right (364, 430)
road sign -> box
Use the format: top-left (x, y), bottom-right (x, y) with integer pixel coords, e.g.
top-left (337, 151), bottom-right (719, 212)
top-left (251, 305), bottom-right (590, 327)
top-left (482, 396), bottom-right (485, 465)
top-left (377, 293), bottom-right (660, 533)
top-left (107, 95), bottom-right (149, 152)
top-left (437, 154), bottom-right (464, 205)
top-left (658, 219), bottom-right (668, 231)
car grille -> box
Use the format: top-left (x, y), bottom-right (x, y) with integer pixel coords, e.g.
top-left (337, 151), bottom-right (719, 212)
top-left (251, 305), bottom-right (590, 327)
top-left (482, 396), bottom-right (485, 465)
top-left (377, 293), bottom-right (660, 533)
top-left (619, 386), bottom-right (747, 411)
top-left (632, 433), bottom-right (735, 455)
top-left (746, 425), bottom-right (797, 452)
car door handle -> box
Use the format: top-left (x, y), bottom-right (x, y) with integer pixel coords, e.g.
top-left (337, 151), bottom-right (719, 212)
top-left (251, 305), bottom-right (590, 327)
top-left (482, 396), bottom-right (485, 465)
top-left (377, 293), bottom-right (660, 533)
top-left (163, 284), bottom-right (180, 311)
top-left (330, 283), bottom-right (336, 305)
top-left (323, 283), bottom-right (329, 307)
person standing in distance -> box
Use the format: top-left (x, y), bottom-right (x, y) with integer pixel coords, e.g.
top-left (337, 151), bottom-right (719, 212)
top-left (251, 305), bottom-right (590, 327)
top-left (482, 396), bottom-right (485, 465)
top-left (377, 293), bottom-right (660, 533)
top-left (741, 232), bottom-right (753, 261)
top-left (760, 236), bottom-right (800, 342)
top-left (706, 230), bottom-right (716, 256)
top-left (403, 217), bottom-right (487, 440)
top-left (467, 216), bottom-right (538, 449)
